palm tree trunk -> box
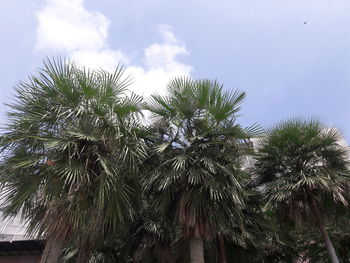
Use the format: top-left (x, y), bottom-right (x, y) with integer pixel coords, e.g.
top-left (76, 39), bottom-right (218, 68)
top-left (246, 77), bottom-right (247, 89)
top-left (156, 242), bottom-right (174, 263)
top-left (217, 234), bottom-right (228, 263)
top-left (309, 198), bottom-right (339, 263)
top-left (76, 241), bottom-right (91, 263)
top-left (190, 238), bottom-right (204, 263)
top-left (40, 236), bottom-right (65, 263)
top-left (133, 235), bottom-right (152, 262)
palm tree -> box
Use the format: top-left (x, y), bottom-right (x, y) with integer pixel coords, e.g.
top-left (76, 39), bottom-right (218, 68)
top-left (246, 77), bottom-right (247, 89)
top-left (0, 58), bottom-right (146, 263)
top-left (144, 78), bottom-right (259, 263)
top-left (296, 202), bottom-right (350, 262)
top-left (254, 118), bottom-right (350, 263)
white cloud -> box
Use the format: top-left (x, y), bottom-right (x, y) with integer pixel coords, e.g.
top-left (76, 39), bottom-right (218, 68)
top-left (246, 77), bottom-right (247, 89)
top-left (70, 49), bottom-right (129, 70)
top-left (36, 0), bottom-right (108, 52)
top-left (35, 0), bottom-right (192, 97)
top-left (126, 25), bottom-right (192, 97)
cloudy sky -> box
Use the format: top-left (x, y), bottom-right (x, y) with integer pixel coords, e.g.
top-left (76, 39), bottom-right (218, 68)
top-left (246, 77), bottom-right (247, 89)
top-left (1, 0), bottom-right (349, 141)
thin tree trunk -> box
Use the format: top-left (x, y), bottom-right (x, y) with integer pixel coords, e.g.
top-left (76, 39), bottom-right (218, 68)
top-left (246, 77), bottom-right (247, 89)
top-left (76, 241), bottom-right (91, 263)
top-left (309, 198), bottom-right (339, 263)
top-left (190, 238), bottom-right (204, 263)
top-left (40, 236), bottom-right (65, 263)
top-left (217, 234), bottom-right (228, 263)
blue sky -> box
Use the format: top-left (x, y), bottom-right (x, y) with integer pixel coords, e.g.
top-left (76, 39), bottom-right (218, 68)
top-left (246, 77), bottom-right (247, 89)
top-left (1, 0), bottom-right (349, 141)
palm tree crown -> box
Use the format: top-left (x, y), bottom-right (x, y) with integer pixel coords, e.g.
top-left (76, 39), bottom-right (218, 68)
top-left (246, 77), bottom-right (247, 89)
top-left (254, 118), bottom-right (350, 263)
top-left (144, 77), bottom-right (259, 262)
top-left (0, 58), bottom-right (146, 262)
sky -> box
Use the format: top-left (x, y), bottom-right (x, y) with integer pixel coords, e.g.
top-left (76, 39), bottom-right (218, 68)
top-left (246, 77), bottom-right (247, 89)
top-left (0, 0), bottom-right (349, 141)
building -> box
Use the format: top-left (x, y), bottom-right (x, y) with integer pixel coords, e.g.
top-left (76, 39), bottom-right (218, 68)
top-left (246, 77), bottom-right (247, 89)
top-left (0, 201), bottom-right (43, 262)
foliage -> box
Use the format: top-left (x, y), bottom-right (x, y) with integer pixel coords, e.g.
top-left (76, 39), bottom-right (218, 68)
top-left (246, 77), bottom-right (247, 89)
top-left (253, 118), bottom-right (350, 263)
top-left (142, 77), bottom-right (263, 263)
top-left (0, 58), bottom-right (146, 259)
top-left (1, 61), bottom-right (350, 262)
